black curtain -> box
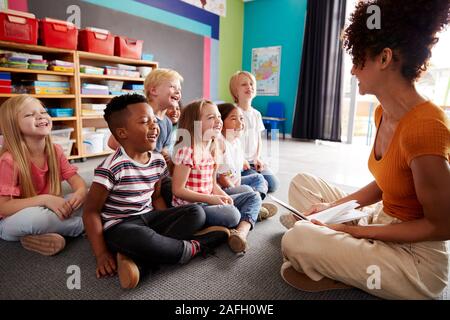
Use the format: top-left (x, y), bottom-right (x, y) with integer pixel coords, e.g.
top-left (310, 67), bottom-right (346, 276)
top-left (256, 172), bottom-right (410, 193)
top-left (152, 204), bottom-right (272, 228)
top-left (292, 0), bottom-right (347, 141)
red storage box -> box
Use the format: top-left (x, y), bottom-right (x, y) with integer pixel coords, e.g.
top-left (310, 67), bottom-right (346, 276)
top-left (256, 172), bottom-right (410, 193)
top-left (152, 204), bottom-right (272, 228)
top-left (39, 18), bottom-right (78, 50)
top-left (79, 27), bottom-right (114, 56)
top-left (114, 36), bottom-right (143, 60)
top-left (0, 10), bottom-right (38, 45)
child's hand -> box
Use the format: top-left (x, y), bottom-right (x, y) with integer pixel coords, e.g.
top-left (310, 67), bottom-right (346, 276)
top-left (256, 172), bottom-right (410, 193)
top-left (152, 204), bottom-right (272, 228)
top-left (254, 158), bottom-right (265, 172)
top-left (44, 195), bottom-right (73, 220)
top-left (95, 251), bottom-right (117, 278)
top-left (68, 189), bottom-right (87, 211)
top-left (243, 160), bottom-right (251, 171)
top-left (208, 195), bottom-right (234, 205)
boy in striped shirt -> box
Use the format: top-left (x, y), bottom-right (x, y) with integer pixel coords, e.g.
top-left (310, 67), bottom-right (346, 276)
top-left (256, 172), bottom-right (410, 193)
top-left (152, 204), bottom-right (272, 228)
top-left (83, 94), bottom-right (229, 289)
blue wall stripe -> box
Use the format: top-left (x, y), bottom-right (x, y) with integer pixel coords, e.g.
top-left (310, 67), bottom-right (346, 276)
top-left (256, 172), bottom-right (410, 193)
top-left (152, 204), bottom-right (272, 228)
top-left (82, 0), bottom-right (212, 38)
top-left (136, 0), bottom-right (220, 39)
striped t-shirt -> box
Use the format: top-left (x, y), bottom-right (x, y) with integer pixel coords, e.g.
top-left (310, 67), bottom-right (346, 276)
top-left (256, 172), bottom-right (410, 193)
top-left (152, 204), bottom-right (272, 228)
top-left (93, 147), bottom-right (168, 230)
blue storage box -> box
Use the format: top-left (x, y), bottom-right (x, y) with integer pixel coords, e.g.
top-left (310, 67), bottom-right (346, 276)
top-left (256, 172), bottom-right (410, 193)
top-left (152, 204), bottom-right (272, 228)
top-left (47, 108), bottom-right (74, 117)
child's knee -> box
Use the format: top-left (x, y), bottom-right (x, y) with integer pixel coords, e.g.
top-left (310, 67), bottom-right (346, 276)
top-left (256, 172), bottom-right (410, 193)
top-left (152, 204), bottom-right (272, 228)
top-left (239, 185), bottom-right (254, 193)
top-left (227, 208), bottom-right (242, 227)
top-left (188, 204), bottom-right (206, 227)
top-left (266, 175), bottom-right (279, 193)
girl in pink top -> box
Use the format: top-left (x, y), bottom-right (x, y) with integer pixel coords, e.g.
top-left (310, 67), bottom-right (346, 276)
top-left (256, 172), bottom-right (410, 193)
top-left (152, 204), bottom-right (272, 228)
top-left (0, 95), bottom-right (86, 256)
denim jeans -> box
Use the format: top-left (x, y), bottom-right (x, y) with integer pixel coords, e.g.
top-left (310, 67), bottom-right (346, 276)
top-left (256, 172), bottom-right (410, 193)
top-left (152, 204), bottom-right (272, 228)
top-left (104, 204), bottom-right (204, 268)
top-left (242, 164), bottom-right (279, 193)
top-left (0, 194), bottom-right (84, 241)
top-left (240, 173), bottom-right (268, 199)
top-left (202, 191), bottom-right (261, 229)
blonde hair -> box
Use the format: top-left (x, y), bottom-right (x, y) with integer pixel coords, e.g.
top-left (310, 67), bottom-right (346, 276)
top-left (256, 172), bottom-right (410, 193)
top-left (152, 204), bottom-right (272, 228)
top-left (229, 71), bottom-right (257, 103)
top-left (0, 95), bottom-right (61, 198)
top-left (144, 68), bottom-right (184, 100)
top-left (175, 99), bottom-right (219, 164)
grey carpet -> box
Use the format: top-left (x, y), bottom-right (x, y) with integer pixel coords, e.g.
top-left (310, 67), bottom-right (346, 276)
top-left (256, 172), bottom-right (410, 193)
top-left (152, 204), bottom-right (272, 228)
top-left (0, 213), bottom-right (381, 300)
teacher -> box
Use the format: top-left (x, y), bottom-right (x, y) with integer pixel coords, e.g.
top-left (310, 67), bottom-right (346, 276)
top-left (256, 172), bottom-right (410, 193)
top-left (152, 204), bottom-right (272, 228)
top-left (280, 0), bottom-right (450, 299)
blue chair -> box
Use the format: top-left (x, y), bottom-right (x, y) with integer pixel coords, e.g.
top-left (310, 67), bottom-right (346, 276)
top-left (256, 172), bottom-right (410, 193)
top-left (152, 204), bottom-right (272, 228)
top-left (262, 102), bottom-right (287, 139)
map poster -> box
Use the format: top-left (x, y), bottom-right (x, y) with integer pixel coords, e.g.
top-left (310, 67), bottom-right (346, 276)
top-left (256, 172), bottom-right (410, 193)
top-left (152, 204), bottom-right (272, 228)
top-left (181, 0), bottom-right (226, 17)
top-left (251, 46), bottom-right (282, 96)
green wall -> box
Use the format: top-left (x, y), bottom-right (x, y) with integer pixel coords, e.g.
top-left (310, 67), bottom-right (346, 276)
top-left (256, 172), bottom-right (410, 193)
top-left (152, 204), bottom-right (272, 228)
top-left (218, 0), bottom-right (244, 103)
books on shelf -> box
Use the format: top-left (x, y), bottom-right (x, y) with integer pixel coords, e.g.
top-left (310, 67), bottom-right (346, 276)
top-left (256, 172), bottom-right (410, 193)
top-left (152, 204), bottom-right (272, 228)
top-left (35, 74), bottom-right (70, 82)
top-left (80, 65), bottom-right (104, 75)
top-left (82, 103), bottom-right (106, 116)
top-left (27, 87), bottom-right (70, 94)
top-left (21, 81), bottom-right (70, 88)
top-left (81, 83), bottom-right (109, 95)
top-left (269, 196), bottom-right (370, 224)
top-left (81, 103), bottom-right (107, 110)
top-left (48, 65), bottom-right (74, 73)
top-left (49, 60), bottom-right (74, 68)
top-left (82, 109), bottom-right (104, 116)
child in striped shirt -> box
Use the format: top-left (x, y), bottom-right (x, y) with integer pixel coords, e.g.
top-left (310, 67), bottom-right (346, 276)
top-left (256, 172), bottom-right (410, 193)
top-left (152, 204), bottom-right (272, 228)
top-left (83, 94), bottom-right (229, 289)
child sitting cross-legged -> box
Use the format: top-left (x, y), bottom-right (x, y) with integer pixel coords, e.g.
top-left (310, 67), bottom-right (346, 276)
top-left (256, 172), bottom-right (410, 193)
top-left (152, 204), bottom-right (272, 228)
top-left (217, 103), bottom-right (278, 221)
top-left (83, 94), bottom-right (229, 289)
top-left (172, 99), bottom-right (262, 253)
top-left (0, 95), bottom-right (85, 256)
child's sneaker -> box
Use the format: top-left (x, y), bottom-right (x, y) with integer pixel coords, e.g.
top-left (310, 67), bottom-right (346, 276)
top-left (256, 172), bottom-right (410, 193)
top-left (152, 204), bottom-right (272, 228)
top-left (191, 226), bottom-right (230, 256)
top-left (117, 252), bottom-right (140, 289)
top-left (20, 233), bottom-right (65, 256)
top-left (228, 229), bottom-right (248, 253)
top-left (258, 202), bottom-right (278, 221)
top-left (279, 213), bottom-right (298, 229)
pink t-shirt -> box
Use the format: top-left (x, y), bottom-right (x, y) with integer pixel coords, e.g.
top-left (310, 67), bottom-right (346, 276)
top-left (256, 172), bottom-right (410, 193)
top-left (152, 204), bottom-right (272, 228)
top-left (0, 144), bottom-right (77, 197)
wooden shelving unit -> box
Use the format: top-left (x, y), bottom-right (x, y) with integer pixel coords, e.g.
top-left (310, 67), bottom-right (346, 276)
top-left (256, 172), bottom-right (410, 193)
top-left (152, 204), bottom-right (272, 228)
top-left (0, 94), bottom-right (75, 98)
top-left (0, 67), bottom-right (75, 76)
top-left (0, 41), bottom-right (158, 161)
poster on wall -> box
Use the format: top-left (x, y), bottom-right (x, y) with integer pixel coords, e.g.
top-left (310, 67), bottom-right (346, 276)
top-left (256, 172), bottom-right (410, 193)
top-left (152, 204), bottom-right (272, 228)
top-left (251, 46), bottom-right (282, 96)
top-left (181, 0), bottom-right (226, 17)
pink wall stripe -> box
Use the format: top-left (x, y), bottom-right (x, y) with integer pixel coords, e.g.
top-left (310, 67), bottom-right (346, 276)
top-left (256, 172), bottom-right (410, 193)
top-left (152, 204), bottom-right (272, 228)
top-left (8, 0), bottom-right (28, 11)
top-left (203, 37), bottom-right (211, 99)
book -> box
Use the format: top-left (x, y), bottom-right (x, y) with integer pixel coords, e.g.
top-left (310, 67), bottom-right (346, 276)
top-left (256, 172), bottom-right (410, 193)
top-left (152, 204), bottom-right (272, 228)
top-left (269, 195), bottom-right (369, 224)
top-left (21, 81), bottom-right (70, 88)
top-left (48, 66), bottom-right (74, 73)
top-left (27, 87), bottom-right (70, 95)
top-left (81, 103), bottom-right (107, 110)
top-left (36, 74), bottom-right (69, 82)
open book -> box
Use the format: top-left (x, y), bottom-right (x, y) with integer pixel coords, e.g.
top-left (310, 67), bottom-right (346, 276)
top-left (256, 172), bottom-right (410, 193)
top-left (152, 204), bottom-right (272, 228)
top-left (269, 195), bottom-right (369, 224)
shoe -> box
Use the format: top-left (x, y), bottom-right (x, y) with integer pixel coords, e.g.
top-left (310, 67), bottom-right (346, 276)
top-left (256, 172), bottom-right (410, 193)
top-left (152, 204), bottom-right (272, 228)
top-left (279, 213), bottom-right (298, 229)
top-left (281, 262), bottom-right (352, 292)
top-left (191, 226), bottom-right (230, 256)
top-left (117, 252), bottom-right (140, 289)
top-left (228, 229), bottom-right (248, 253)
top-left (20, 233), bottom-right (65, 256)
top-left (258, 202), bottom-right (278, 221)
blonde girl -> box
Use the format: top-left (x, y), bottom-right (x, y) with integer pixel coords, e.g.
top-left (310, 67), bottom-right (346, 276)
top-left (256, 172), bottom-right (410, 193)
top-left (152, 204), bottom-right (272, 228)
top-left (171, 99), bottom-right (262, 253)
top-left (0, 95), bottom-right (86, 255)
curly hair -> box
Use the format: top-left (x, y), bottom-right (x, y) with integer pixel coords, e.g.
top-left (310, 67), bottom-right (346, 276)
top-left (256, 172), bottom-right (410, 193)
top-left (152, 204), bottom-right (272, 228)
top-left (343, 0), bottom-right (449, 82)
top-left (104, 93), bottom-right (148, 138)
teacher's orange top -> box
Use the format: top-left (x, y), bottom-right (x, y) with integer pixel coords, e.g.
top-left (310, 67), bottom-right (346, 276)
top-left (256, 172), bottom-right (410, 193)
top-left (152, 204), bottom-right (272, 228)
top-left (368, 101), bottom-right (450, 221)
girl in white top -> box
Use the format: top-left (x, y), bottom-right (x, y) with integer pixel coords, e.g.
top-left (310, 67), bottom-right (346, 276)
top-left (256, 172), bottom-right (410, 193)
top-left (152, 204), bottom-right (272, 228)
top-left (217, 103), bottom-right (278, 221)
top-left (229, 71), bottom-right (280, 193)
